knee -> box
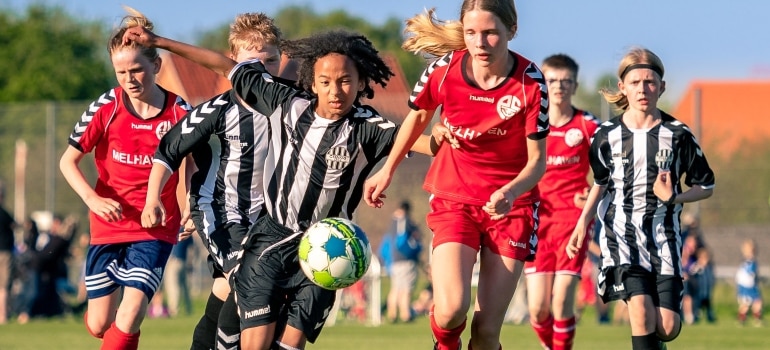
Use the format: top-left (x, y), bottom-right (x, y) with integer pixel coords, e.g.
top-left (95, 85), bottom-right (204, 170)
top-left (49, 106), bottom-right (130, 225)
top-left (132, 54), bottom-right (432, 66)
top-left (657, 317), bottom-right (682, 342)
top-left (84, 314), bottom-right (109, 339)
top-left (528, 305), bottom-right (551, 322)
top-left (433, 307), bottom-right (467, 329)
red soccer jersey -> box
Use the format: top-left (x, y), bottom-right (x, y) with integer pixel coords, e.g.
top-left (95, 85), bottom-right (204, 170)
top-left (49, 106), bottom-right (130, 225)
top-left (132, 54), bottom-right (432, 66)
top-left (538, 109), bottom-right (600, 222)
top-left (410, 50), bottom-right (550, 206)
top-left (68, 87), bottom-right (190, 244)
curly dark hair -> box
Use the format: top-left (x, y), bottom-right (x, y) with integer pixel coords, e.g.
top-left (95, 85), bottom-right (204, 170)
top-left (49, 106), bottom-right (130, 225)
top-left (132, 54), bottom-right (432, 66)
top-left (281, 30), bottom-right (394, 100)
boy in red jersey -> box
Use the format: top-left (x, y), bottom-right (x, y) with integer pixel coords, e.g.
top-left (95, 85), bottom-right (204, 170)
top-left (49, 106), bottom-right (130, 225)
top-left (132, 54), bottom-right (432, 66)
top-left (59, 7), bottom-right (190, 350)
top-left (524, 54), bottom-right (599, 350)
top-left (364, 1), bottom-right (549, 349)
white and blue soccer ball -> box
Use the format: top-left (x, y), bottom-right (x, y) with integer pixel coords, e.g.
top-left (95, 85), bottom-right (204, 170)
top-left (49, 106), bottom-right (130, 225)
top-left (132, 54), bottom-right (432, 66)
top-left (298, 217), bottom-right (372, 290)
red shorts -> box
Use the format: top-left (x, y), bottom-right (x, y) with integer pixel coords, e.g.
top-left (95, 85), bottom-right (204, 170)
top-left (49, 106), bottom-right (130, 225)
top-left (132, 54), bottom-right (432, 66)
top-left (426, 197), bottom-right (538, 261)
top-left (524, 220), bottom-right (589, 276)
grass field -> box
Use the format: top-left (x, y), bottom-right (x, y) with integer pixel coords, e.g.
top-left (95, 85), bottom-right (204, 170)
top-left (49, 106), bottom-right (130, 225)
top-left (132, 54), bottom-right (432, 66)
top-left (0, 282), bottom-right (766, 349)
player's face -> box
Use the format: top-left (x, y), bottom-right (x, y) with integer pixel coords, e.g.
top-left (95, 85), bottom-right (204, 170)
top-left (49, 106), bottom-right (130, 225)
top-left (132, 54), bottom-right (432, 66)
top-left (311, 53), bottom-right (363, 120)
top-left (231, 44), bottom-right (281, 75)
top-left (619, 68), bottom-right (666, 113)
top-left (462, 9), bottom-right (514, 68)
top-left (111, 48), bottom-right (159, 100)
top-left (544, 67), bottom-right (577, 107)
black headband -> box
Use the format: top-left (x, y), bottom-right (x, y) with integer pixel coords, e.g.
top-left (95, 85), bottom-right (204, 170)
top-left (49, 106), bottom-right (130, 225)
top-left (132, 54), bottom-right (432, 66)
top-left (620, 63), bottom-right (663, 80)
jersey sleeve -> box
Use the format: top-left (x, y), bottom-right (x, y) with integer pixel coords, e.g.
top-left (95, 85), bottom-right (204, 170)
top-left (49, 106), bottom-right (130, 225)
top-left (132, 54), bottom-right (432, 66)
top-left (589, 127), bottom-right (611, 186)
top-left (680, 128), bottom-right (715, 189)
top-left (582, 110), bottom-right (601, 137)
top-left (408, 53), bottom-right (453, 111)
top-left (68, 88), bottom-right (117, 153)
top-left (228, 59), bottom-right (300, 117)
top-left (523, 62), bottom-right (549, 140)
top-left (355, 105), bottom-right (399, 161)
top-left (154, 93), bottom-right (225, 171)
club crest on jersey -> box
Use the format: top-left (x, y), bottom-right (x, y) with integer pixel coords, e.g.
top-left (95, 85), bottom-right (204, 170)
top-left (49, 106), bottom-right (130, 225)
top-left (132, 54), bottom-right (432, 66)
top-left (155, 121), bottom-right (173, 140)
top-left (496, 95), bottom-right (521, 120)
top-left (325, 146), bottom-right (350, 170)
top-left (564, 128), bottom-right (584, 147)
top-left (655, 149), bottom-right (673, 171)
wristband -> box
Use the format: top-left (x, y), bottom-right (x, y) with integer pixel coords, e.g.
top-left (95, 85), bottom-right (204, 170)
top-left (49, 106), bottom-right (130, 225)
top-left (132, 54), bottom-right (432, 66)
top-left (663, 192), bottom-right (677, 206)
top-left (429, 135), bottom-right (440, 155)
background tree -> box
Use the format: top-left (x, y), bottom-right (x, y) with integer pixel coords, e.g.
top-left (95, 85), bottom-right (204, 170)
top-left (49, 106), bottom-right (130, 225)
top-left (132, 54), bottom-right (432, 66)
top-left (0, 5), bottom-right (110, 222)
top-left (0, 5), bottom-right (112, 102)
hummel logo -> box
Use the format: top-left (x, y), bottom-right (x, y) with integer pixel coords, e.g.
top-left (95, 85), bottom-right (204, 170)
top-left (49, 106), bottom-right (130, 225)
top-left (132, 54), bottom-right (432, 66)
top-left (612, 284), bottom-right (625, 292)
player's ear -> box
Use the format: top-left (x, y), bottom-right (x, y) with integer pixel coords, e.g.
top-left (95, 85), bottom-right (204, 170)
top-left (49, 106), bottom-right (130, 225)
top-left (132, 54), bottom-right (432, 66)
top-left (660, 80), bottom-right (666, 96)
top-left (153, 57), bottom-right (162, 75)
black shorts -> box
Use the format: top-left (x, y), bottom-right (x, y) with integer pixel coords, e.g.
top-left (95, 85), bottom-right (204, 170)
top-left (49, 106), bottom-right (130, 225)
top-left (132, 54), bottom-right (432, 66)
top-left (191, 211), bottom-right (250, 277)
top-left (598, 265), bottom-right (684, 312)
top-left (233, 215), bottom-right (336, 343)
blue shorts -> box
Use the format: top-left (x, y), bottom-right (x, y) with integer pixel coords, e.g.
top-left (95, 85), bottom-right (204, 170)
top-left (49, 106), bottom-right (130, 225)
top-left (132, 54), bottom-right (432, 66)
top-left (84, 240), bottom-right (173, 300)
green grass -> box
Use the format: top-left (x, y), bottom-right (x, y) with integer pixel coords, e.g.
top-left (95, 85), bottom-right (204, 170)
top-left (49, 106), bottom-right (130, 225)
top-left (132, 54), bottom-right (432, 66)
top-left (0, 282), bottom-right (766, 349)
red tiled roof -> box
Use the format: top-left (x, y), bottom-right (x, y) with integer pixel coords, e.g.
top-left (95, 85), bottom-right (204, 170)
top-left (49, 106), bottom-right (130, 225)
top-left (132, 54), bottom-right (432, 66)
top-left (364, 54), bottom-right (413, 123)
top-left (157, 52), bottom-right (231, 106)
top-left (673, 80), bottom-right (770, 157)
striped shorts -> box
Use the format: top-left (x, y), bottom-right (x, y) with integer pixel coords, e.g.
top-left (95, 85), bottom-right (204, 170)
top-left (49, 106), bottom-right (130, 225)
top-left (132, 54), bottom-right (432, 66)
top-left (84, 240), bottom-right (173, 300)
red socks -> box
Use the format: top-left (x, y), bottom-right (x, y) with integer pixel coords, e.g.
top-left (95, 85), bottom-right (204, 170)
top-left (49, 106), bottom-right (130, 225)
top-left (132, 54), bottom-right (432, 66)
top-left (430, 306), bottom-right (465, 350)
top-left (101, 322), bottom-right (140, 350)
top-left (553, 317), bottom-right (576, 350)
top-left (531, 314), bottom-right (554, 349)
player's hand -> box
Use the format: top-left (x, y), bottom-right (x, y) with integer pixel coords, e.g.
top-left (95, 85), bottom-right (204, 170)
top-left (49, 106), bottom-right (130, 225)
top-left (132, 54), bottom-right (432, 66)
top-left (566, 222), bottom-right (587, 259)
top-left (86, 196), bottom-right (123, 223)
top-left (483, 188), bottom-right (514, 220)
top-left (573, 187), bottom-right (589, 208)
top-left (431, 123), bottom-right (459, 149)
top-left (177, 208), bottom-right (195, 241)
top-left (141, 199), bottom-right (166, 228)
top-left (122, 25), bottom-right (159, 47)
top-left (363, 170), bottom-right (391, 208)
top-left (653, 171), bottom-right (674, 203)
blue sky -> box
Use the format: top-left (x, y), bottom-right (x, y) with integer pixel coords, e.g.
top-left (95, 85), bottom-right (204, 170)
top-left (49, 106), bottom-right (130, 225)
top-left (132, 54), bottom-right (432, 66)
top-left (5, 0), bottom-right (770, 102)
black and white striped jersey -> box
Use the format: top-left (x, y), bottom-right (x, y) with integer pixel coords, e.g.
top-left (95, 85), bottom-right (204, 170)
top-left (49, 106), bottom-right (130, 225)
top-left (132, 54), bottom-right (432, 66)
top-left (153, 90), bottom-right (270, 234)
top-left (590, 111), bottom-right (715, 276)
top-left (229, 60), bottom-right (399, 232)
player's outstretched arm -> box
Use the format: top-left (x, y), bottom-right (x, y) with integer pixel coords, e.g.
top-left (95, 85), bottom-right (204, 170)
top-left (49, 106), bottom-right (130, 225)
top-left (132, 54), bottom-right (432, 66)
top-left (123, 26), bottom-right (236, 77)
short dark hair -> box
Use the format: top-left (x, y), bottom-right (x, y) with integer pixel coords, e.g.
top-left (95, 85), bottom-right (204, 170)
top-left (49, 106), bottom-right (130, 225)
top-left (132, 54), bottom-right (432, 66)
top-left (542, 53), bottom-right (579, 76)
top-left (399, 201), bottom-right (411, 213)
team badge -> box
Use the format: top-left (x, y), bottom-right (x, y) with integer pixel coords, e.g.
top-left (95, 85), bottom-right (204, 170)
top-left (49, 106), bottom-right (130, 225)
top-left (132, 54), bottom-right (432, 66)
top-left (564, 128), bottom-right (583, 147)
top-left (496, 95), bottom-right (521, 120)
top-left (325, 146), bottom-right (351, 170)
top-left (155, 121), bottom-right (173, 140)
top-left (655, 149), bottom-right (674, 172)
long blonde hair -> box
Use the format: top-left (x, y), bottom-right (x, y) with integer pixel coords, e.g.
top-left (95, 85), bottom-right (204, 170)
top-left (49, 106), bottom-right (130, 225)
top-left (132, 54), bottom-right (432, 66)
top-left (600, 47), bottom-right (665, 111)
top-left (108, 6), bottom-right (158, 62)
top-left (403, 0), bottom-right (518, 57)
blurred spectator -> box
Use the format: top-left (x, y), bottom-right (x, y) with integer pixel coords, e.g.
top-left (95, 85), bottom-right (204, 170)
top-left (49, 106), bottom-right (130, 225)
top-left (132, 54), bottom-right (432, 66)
top-left (688, 248), bottom-right (716, 323)
top-left (736, 239), bottom-right (763, 327)
top-left (27, 215), bottom-right (71, 319)
top-left (379, 201), bottom-right (422, 323)
top-left (681, 234), bottom-right (699, 324)
top-left (0, 181), bottom-right (15, 324)
top-left (163, 236), bottom-right (193, 317)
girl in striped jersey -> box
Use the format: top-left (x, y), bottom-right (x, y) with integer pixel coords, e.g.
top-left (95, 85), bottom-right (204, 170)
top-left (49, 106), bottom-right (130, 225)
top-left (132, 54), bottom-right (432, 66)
top-left (124, 25), bottom-right (435, 349)
top-left (59, 7), bottom-right (190, 350)
top-left (566, 47), bottom-right (715, 350)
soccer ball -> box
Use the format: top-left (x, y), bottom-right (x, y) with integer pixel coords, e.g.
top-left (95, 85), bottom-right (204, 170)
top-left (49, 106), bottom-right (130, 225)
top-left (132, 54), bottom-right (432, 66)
top-left (298, 217), bottom-right (372, 290)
